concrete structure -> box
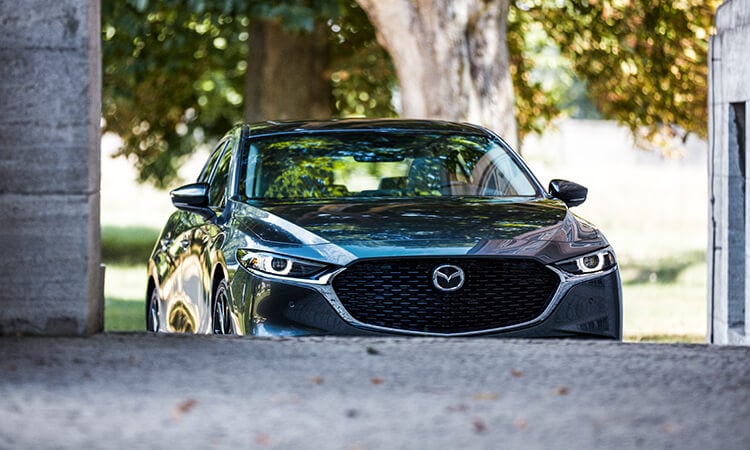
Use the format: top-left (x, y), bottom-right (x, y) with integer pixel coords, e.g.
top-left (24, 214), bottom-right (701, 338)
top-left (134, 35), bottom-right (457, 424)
top-left (0, 0), bottom-right (103, 334)
top-left (709, 0), bottom-right (750, 344)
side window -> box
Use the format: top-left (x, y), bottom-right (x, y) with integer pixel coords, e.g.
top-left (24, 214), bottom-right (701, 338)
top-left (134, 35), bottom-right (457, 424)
top-left (208, 140), bottom-right (233, 209)
top-left (197, 140), bottom-right (227, 183)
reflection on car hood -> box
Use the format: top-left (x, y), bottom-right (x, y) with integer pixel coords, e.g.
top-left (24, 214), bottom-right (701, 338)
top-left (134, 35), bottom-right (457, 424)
top-left (231, 199), bottom-right (607, 263)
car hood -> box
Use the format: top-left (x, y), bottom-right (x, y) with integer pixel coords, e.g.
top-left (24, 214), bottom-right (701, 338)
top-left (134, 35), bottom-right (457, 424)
top-left (230, 198), bottom-right (608, 264)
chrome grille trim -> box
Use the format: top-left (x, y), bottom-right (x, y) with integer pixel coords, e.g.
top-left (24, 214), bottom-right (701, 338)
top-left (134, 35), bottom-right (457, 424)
top-left (323, 262), bottom-right (616, 337)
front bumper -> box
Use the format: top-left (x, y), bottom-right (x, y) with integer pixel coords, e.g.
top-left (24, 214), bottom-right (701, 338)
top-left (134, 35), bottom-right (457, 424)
top-left (233, 268), bottom-right (622, 340)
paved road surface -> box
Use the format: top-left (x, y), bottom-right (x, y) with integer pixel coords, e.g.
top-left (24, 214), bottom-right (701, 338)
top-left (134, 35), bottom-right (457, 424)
top-left (1, 334), bottom-right (749, 449)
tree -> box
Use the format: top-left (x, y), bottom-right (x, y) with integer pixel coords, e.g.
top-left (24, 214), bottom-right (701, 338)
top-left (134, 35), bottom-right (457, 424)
top-left (243, 19), bottom-right (330, 121)
top-left (356, 0), bottom-right (718, 149)
top-left (355, 0), bottom-right (519, 148)
top-left (241, 1), bottom-right (343, 121)
top-left (103, 0), bottom-right (393, 187)
top-left (103, 1), bottom-right (250, 186)
top-left (104, 0), bottom-right (718, 186)
top-left (520, 0), bottom-right (720, 145)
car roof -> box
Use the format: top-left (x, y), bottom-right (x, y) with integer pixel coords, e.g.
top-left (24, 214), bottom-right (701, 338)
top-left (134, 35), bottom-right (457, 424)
top-left (240, 118), bottom-right (491, 137)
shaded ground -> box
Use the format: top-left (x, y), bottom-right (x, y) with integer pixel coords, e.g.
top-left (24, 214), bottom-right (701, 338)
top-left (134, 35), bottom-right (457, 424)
top-left (1, 335), bottom-right (748, 449)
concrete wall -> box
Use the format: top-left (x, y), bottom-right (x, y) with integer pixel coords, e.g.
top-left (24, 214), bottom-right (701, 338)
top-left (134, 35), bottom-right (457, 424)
top-left (709, 0), bottom-right (750, 344)
top-left (0, 0), bottom-right (103, 334)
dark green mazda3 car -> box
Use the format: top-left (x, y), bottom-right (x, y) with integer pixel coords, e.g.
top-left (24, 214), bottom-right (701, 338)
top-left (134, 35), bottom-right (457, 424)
top-left (146, 119), bottom-right (622, 339)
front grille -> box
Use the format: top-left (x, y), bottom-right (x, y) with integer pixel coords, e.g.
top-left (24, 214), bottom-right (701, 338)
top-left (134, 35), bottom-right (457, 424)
top-left (332, 258), bottom-right (559, 334)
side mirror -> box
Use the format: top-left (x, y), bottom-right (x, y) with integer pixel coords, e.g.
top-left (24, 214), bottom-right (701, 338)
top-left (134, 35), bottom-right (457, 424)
top-left (170, 183), bottom-right (215, 220)
top-left (549, 179), bottom-right (588, 207)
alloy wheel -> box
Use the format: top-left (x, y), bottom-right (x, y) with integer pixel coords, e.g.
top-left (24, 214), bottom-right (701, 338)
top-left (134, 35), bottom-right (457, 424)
top-left (147, 288), bottom-right (160, 332)
top-left (212, 280), bottom-right (233, 335)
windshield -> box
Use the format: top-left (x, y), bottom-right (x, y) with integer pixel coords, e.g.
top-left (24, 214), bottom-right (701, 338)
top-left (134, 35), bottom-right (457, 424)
top-left (240, 132), bottom-right (540, 201)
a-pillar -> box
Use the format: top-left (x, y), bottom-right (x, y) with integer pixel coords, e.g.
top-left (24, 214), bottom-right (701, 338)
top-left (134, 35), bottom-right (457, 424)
top-left (0, 0), bottom-right (103, 335)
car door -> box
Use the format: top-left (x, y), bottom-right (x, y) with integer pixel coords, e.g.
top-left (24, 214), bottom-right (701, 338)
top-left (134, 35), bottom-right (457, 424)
top-left (176, 139), bottom-right (230, 332)
top-left (190, 137), bottom-right (235, 331)
top-left (160, 211), bottom-right (199, 332)
top-left (153, 212), bottom-right (188, 321)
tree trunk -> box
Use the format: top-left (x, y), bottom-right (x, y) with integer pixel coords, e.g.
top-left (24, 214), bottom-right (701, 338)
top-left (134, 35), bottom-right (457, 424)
top-left (244, 19), bottom-right (331, 122)
top-left (355, 0), bottom-right (518, 148)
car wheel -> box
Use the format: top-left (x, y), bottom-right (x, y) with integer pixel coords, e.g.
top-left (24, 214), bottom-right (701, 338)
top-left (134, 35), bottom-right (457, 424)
top-left (212, 279), bottom-right (234, 335)
top-left (147, 288), bottom-right (160, 332)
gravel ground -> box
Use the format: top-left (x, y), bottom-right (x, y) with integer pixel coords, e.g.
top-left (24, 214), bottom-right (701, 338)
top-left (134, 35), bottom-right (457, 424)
top-left (1, 334), bottom-right (749, 449)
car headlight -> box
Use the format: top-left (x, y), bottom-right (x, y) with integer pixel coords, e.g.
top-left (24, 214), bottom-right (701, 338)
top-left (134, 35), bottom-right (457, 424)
top-left (556, 249), bottom-right (616, 275)
top-left (236, 249), bottom-right (327, 278)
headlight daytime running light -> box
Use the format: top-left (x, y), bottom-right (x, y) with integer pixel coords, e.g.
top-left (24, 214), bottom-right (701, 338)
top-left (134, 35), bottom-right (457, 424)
top-left (236, 249), bottom-right (327, 278)
top-left (556, 249), bottom-right (616, 275)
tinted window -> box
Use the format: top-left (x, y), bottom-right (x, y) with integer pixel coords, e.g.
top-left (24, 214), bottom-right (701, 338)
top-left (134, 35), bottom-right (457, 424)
top-left (240, 132), bottom-right (539, 200)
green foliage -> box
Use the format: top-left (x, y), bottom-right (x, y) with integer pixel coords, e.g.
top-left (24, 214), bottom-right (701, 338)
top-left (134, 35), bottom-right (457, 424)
top-left (508, 8), bottom-right (605, 140)
top-left (103, 0), bottom-right (247, 187)
top-left (104, 0), bottom-right (717, 187)
top-left (251, 0), bottom-right (341, 31)
top-left (124, 0), bottom-right (340, 29)
top-left (508, 8), bottom-right (563, 140)
top-left (328, 2), bottom-right (398, 118)
top-left (103, 0), bottom-right (395, 188)
top-left (102, 226), bottom-right (161, 265)
top-left (105, 298), bottom-right (145, 331)
top-left (514, 0), bottom-right (719, 143)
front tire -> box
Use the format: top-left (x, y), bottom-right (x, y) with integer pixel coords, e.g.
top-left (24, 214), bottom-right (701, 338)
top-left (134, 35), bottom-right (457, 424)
top-left (147, 288), bottom-right (160, 332)
top-left (212, 279), bottom-right (234, 335)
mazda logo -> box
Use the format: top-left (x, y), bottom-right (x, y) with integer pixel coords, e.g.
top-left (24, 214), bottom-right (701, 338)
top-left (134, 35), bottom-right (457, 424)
top-left (432, 264), bottom-right (465, 292)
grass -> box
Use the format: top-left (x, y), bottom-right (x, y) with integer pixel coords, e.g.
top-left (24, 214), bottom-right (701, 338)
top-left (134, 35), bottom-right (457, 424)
top-left (105, 297), bottom-right (144, 332)
top-left (104, 265), bottom-right (147, 332)
top-left (102, 226), bottom-right (160, 265)
top-left (625, 334), bottom-right (705, 343)
top-left (101, 228), bottom-right (155, 332)
top-left (622, 283), bottom-right (706, 341)
top-left (619, 252), bottom-right (707, 339)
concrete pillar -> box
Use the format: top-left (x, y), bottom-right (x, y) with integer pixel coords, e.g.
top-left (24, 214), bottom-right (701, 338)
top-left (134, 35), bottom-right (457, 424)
top-left (709, 0), bottom-right (750, 345)
top-left (0, 0), bottom-right (103, 334)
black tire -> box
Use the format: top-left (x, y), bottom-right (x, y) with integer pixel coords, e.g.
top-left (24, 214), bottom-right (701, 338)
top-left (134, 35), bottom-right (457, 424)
top-left (212, 279), bottom-right (234, 335)
top-left (146, 288), bottom-right (160, 332)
